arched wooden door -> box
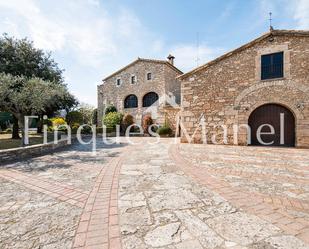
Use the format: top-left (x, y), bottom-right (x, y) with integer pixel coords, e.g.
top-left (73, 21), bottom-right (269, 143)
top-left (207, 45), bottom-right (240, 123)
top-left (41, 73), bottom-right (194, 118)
top-left (248, 104), bottom-right (295, 147)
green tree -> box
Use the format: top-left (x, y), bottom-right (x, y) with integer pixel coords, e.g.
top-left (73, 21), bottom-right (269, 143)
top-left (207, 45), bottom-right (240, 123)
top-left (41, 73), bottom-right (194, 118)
top-left (0, 73), bottom-right (69, 145)
top-left (78, 103), bottom-right (95, 124)
top-left (0, 34), bottom-right (78, 138)
top-left (92, 108), bottom-right (98, 125)
top-left (66, 111), bottom-right (83, 126)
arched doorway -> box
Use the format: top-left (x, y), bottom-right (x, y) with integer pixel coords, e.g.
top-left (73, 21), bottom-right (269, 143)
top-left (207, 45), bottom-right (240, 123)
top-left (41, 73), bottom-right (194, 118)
top-left (248, 104), bottom-right (295, 147)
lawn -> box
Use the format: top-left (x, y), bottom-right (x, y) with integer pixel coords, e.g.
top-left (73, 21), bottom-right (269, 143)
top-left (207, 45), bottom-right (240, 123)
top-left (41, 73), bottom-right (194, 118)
top-left (0, 133), bottom-right (56, 150)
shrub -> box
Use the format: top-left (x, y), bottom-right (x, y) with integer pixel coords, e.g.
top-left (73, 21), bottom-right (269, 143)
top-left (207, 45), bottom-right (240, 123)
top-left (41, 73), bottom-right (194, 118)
top-left (157, 125), bottom-right (173, 136)
top-left (105, 105), bottom-right (117, 115)
top-left (122, 114), bottom-right (134, 131)
top-left (50, 117), bottom-right (66, 127)
top-left (103, 112), bottom-right (123, 130)
top-left (71, 123), bottom-right (80, 134)
top-left (81, 125), bottom-right (93, 134)
top-left (142, 115), bottom-right (153, 134)
top-left (66, 111), bottom-right (83, 125)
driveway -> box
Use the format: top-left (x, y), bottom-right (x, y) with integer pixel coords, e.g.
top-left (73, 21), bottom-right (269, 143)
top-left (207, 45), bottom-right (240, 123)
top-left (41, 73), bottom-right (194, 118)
top-left (0, 138), bottom-right (308, 249)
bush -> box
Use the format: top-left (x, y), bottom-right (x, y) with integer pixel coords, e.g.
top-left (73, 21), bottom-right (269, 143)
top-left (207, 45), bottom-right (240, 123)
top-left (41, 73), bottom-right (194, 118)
top-left (122, 114), bottom-right (134, 131)
top-left (66, 111), bottom-right (83, 125)
top-left (105, 105), bottom-right (117, 115)
top-left (50, 117), bottom-right (66, 127)
top-left (157, 126), bottom-right (173, 136)
top-left (71, 123), bottom-right (80, 134)
top-left (81, 125), bottom-right (93, 134)
top-left (142, 115), bottom-right (153, 134)
top-left (103, 112), bottom-right (123, 130)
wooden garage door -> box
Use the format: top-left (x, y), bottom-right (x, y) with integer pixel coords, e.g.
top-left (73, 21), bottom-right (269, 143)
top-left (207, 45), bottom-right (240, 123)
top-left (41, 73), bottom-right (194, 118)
top-left (248, 104), bottom-right (295, 147)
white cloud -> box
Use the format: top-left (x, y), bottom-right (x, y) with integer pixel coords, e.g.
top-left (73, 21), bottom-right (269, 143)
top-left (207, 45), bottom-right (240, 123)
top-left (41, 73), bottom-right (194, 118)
top-left (259, 0), bottom-right (309, 29)
top-left (0, 0), bottom-right (162, 68)
top-left (0, 0), bottom-right (167, 105)
top-left (0, 0), bottom-right (223, 105)
top-left (170, 44), bottom-right (223, 71)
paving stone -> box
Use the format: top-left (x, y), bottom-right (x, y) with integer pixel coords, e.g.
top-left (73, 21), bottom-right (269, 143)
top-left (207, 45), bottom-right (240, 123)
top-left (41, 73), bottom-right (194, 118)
top-left (144, 222), bottom-right (182, 247)
top-left (175, 239), bottom-right (204, 249)
top-left (207, 212), bottom-right (281, 245)
top-left (146, 189), bottom-right (202, 212)
top-left (255, 235), bottom-right (309, 249)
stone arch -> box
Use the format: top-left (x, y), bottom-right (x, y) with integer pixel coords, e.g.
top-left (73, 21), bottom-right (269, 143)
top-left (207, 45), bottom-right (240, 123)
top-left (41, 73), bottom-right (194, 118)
top-left (234, 80), bottom-right (309, 107)
top-left (248, 103), bottom-right (296, 147)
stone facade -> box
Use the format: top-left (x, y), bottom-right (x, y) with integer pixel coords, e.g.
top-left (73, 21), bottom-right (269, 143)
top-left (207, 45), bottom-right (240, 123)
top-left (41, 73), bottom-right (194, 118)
top-left (97, 58), bottom-right (182, 128)
top-left (179, 30), bottom-right (309, 147)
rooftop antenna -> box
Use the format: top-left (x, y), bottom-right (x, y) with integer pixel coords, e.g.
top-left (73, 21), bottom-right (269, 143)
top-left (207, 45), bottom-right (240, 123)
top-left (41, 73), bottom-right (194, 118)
top-left (196, 32), bottom-right (200, 67)
top-left (269, 12), bottom-right (274, 31)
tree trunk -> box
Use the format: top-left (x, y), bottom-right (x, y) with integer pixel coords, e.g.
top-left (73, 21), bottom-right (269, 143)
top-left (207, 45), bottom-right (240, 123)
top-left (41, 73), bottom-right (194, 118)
top-left (17, 115), bottom-right (26, 146)
top-left (12, 115), bottom-right (20, 139)
top-left (37, 115), bottom-right (43, 134)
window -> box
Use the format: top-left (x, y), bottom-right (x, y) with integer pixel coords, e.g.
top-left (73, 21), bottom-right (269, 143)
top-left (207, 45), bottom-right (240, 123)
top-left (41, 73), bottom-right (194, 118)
top-left (116, 78), bottom-right (121, 86)
top-left (124, 94), bottom-right (138, 108)
top-left (147, 72), bottom-right (152, 80)
top-left (131, 75), bottom-right (137, 84)
top-left (261, 52), bottom-right (284, 80)
top-left (142, 92), bottom-right (159, 107)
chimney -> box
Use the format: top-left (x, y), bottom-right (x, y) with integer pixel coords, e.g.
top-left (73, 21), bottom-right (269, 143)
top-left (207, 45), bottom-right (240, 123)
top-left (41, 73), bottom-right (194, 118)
top-left (167, 54), bottom-right (175, 65)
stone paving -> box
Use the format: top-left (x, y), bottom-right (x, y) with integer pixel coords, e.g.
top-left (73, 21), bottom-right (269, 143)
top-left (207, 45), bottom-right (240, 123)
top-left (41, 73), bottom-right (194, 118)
top-left (0, 138), bottom-right (308, 249)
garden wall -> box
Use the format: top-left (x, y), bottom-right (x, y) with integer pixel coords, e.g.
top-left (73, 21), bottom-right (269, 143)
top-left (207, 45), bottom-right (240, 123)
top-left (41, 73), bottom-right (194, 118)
top-left (0, 139), bottom-right (72, 165)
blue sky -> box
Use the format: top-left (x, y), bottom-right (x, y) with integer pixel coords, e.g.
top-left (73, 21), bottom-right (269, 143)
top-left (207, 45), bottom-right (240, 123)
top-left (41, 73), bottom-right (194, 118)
top-left (0, 0), bottom-right (308, 106)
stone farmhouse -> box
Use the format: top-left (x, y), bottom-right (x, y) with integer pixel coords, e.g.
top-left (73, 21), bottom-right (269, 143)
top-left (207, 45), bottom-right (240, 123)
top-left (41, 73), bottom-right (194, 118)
top-left (98, 29), bottom-right (309, 147)
top-left (179, 29), bottom-right (309, 147)
top-left (97, 56), bottom-right (183, 129)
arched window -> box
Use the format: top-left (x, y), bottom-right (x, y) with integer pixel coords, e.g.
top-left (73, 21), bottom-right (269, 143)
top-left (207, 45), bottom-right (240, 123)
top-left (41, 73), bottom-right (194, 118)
top-left (142, 92), bottom-right (159, 107)
top-left (124, 95), bottom-right (138, 108)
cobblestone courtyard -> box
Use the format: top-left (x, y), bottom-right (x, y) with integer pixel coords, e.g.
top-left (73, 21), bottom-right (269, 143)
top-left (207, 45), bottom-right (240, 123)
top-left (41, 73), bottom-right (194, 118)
top-left (0, 138), bottom-right (308, 249)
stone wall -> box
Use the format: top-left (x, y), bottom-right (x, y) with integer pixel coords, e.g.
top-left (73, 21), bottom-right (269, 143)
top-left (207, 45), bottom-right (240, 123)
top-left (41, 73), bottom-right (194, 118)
top-left (97, 59), bottom-right (182, 127)
top-left (157, 106), bottom-right (181, 132)
top-left (0, 139), bottom-right (72, 165)
top-left (179, 32), bottom-right (309, 147)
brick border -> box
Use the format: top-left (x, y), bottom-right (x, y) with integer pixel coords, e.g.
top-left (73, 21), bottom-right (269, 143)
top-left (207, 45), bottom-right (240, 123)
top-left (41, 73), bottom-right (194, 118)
top-left (168, 144), bottom-right (309, 244)
top-left (0, 169), bottom-right (89, 208)
top-left (72, 155), bottom-right (124, 249)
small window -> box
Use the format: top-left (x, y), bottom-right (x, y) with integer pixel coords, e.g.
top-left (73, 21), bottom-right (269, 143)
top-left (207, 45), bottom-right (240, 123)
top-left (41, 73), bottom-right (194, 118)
top-left (261, 52), bottom-right (284, 80)
top-left (147, 72), bottom-right (152, 80)
top-left (116, 78), bottom-right (121, 86)
top-left (131, 75), bottom-right (137, 84)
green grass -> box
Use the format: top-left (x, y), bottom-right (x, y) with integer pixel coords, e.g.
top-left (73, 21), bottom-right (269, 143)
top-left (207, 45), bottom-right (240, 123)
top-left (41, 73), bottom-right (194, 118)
top-left (0, 133), bottom-right (56, 150)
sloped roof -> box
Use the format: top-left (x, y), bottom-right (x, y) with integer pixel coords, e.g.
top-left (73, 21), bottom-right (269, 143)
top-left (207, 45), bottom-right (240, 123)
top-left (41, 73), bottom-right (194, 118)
top-left (178, 29), bottom-right (309, 80)
top-left (103, 58), bottom-right (183, 81)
